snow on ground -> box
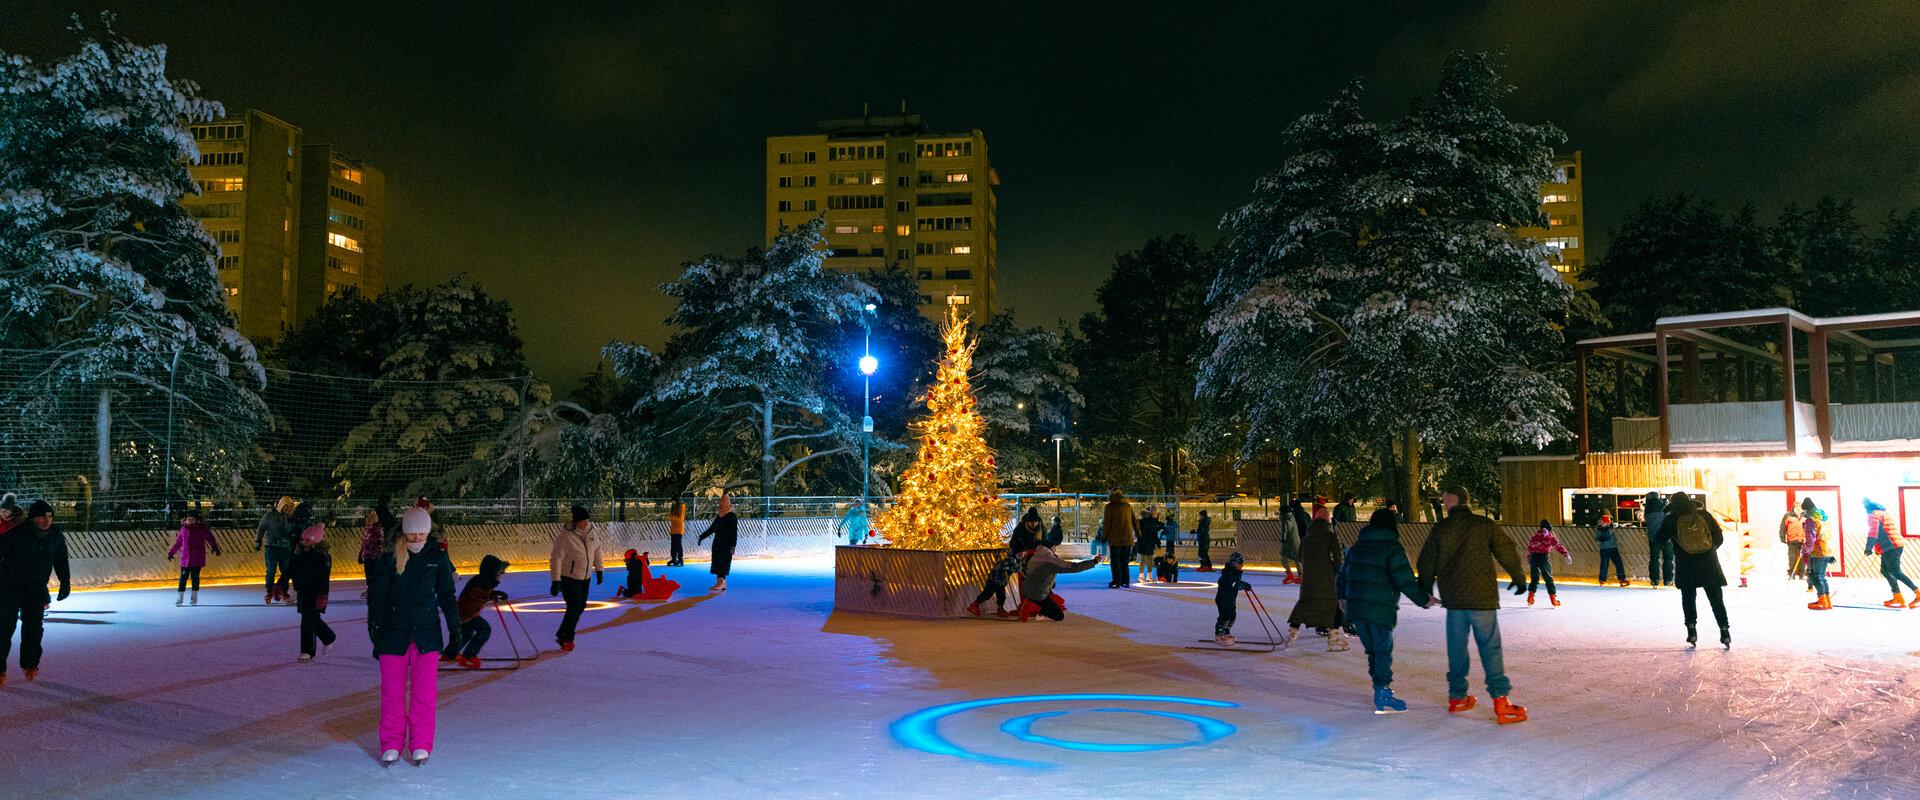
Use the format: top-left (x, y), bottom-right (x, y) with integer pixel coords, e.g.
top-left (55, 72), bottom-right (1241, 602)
top-left (1, 557), bottom-right (1915, 800)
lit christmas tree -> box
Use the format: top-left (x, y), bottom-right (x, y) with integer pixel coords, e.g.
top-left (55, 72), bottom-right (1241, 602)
top-left (875, 307), bottom-right (1004, 550)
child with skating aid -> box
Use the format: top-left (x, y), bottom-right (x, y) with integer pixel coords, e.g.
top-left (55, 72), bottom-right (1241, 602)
top-left (449, 555), bottom-right (510, 669)
top-left (1212, 552), bottom-right (1253, 646)
top-left (168, 511), bottom-right (221, 606)
top-left (1525, 520), bottom-right (1571, 607)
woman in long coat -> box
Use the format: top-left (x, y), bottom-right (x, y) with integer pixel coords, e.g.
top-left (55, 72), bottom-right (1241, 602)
top-left (1286, 505), bottom-right (1347, 651)
top-left (697, 494), bottom-right (740, 593)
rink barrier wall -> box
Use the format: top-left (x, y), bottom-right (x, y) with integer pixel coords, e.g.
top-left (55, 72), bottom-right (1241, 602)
top-left (62, 518), bottom-right (842, 589)
top-left (832, 546), bottom-right (1005, 617)
top-left (1233, 519), bottom-right (1790, 583)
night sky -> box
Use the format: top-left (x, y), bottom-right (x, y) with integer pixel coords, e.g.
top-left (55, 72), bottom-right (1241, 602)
top-left (8, 2), bottom-right (1918, 386)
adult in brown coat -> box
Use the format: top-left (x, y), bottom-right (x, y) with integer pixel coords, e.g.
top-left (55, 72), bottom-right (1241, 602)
top-left (1101, 491), bottom-right (1137, 588)
top-left (1416, 485), bottom-right (1530, 724)
top-left (1285, 505), bottom-right (1347, 650)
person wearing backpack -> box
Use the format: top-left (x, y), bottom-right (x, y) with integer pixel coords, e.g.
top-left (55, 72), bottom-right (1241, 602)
top-left (1656, 493), bottom-right (1729, 649)
top-left (1799, 498), bottom-right (1835, 610)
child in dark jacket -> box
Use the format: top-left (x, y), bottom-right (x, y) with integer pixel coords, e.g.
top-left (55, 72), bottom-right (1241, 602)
top-left (289, 523), bottom-right (335, 661)
top-left (450, 555), bottom-right (510, 669)
top-left (1213, 552), bottom-right (1253, 646)
top-left (1336, 509), bottom-right (1434, 713)
top-left (969, 551), bottom-right (1025, 618)
top-left (616, 549), bottom-right (679, 601)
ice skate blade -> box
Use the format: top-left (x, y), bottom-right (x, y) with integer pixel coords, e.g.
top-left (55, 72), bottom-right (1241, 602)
top-left (1374, 708), bottom-right (1407, 715)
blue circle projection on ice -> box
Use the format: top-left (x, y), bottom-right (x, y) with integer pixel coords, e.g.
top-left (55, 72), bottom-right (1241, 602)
top-left (890, 693), bottom-right (1240, 769)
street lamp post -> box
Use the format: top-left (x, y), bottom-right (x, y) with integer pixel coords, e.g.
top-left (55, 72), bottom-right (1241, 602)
top-left (858, 303), bottom-right (879, 528)
top-left (1051, 433), bottom-right (1066, 491)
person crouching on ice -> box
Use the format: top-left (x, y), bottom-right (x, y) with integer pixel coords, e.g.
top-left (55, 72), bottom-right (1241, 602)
top-left (1212, 552), bottom-right (1253, 646)
top-left (448, 555), bottom-right (510, 669)
top-left (1017, 538), bottom-right (1100, 622)
top-left (971, 521), bottom-right (1038, 618)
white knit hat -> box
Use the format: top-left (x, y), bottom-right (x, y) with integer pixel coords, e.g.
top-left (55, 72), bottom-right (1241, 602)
top-left (402, 506), bottom-right (432, 534)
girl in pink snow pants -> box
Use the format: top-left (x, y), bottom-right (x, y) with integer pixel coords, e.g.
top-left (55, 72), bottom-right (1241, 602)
top-left (365, 505), bottom-right (461, 765)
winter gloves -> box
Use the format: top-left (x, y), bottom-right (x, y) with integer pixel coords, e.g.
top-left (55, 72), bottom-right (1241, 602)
top-left (549, 581), bottom-right (561, 597)
top-left (490, 590), bottom-right (509, 602)
top-left (595, 570), bottom-right (603, 586)
top-left (56, 583), bottom-right (69, 601)
top-left (1509, 579), bottom-right (1526, 596)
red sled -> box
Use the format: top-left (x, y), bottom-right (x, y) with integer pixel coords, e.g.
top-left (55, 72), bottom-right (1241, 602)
top-left (617, 551), bottom-right (680, 602)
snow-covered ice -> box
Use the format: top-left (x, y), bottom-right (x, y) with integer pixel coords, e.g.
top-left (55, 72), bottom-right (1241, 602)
top-left (1, 557), bottom-right (1914, 799)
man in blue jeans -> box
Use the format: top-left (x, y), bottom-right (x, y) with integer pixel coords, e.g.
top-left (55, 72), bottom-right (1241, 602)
top-left (1416, 485), bottom-right (1531, 724)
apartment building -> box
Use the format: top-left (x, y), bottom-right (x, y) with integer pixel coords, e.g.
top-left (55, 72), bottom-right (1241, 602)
top-left (1517, 151), bottom-right (1586, 285)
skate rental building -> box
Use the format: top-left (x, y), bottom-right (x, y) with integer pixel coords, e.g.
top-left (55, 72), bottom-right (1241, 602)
top-left (1502, 307), bottom-right (1920, 579)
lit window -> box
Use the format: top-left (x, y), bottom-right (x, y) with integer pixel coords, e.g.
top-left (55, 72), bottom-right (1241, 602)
top-left (946, 293), bottom-right (972, 305)
top-left (1543, 236), bottom-right (1579, 251)
top-left (953, 244), bottom-right (972, 254)
top-left (198, 177), bottom-right (244, 193)
top-left (870, 223), bottom-right (884, 234)
top-left (225, 286), bottom-right (240, 297)
top-left (832, 224), bottom-right (861, 234)
top-left (333, 164), bottom-right (363, 183)
top-left (945, 171), bottom-right (970, 183)
top-left (1541, 193), bottom-right (1573, 204)
top-left (327, 232), bottom-right (363, 252)
top-left (896, 225), bottom-right (910, 236)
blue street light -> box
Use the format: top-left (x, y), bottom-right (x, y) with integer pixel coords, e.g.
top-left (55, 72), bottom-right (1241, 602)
top-left (858, 302), bottom-right (879, 539)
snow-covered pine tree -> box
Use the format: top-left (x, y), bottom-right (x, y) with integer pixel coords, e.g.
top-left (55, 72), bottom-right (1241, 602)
top-left (1205, 53), bottom-right (1574, 517)
top-left (614, 219), bottom-right (878, 495)
top-left (0, 17), bottom-right (265, 503)
top-left (972, 312), bottom-right (1082, 486)
top-left (335, 279), bottom-right (536, 499)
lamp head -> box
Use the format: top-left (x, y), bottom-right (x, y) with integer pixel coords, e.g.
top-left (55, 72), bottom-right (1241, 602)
top-left (858, 354), bottom-right (879, 376)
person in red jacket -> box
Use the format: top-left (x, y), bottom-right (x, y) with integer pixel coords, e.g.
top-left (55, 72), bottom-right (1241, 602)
top-left (0, 494), bottom-right (21, 536)
top-left (616, 549), bottom-right (679, 601)
top-left (1525, 520), bottom-right (1572, 607)
top-left (167, 511), bottom-right (221, 606)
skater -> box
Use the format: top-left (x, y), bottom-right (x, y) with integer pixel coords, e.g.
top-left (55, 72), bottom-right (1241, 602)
top-left (1101, 491), bottom-right (1136, 588)
top-left (615, 549), bottom-right (679, 601)
top-left (0, 494), bottom-right (21, 536)
top-left (255, 496), bottom-right (297, 604)
top-left (1280, 495), bottom-right (1308, 584)
top-left (1800, 498), bottom-right (1834, 610)
top-left (1211, 552), bottom-right (1254, 645)
top-left (1195, 510), bottom-right (1214, 571)
top-left (1091, 520), bottom-right (1108, 559)
top-left (1525, 520), bottom-right (1571, 607)
top-left (0, 500), bottom-right (71, 685)
top-left (696, 494), bottom-right (740, 593)
top-left (1334, 493), bottom-right (1359, 524)
top-left (1285, 503), bottom-right (1348, 651)
top-left (290, 522), bottom-right (336, 661)
top-left (1595, 514), bottom-right (1628, 587)
top-left (969, 524), bottom-right (1035, 618)
top-left (1154, 554), bottom-right (1180, 583)
top-left (1863, 499), bottom-right (1916, 608)
top-left (1162, 511), bottom-right (1181, 559)
top-left (1045, 515), bottom-right (1065, 549)
top-left (1643, 492), bottom-right (1674, 587)
top-left (366, 503), bottom-right (460, 766)
top-left (548, 505), bottom-right (605, 650)
top-left (357, 508), bottom-right (388, 600)
top-left (1336, 509), bottom-right (1436, 713)
top-left (1655, 493), bottom-right (1730, 648)
top-left (168, 510), bottom-right (221, 606)
top-left (1137, 506), bottom-right (1163, 584)
top-left (667, 497), bottom-right (687, 566)
top-left (451, 555), bottom-right (510, 668)
top-left (1416, 485), bottom-right (1530, 724)
top-left (1016, 537), bottom-right (1100, 621)
top-left (1779, 506), bottom-right (1806, 579)
top-left (839, 500), bottom-right (869, 548)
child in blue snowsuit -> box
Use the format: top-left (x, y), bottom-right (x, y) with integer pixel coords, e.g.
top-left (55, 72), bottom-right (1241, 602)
top-left (1213, 552), bottom-right (1253, 645)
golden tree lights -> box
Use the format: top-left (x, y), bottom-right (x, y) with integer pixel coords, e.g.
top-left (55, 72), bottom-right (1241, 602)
top-left (875, 306), bottom-right (1004, 550)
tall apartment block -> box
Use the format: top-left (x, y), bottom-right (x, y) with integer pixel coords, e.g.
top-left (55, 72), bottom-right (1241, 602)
top-left (1517, 150), bottom-right (1585, 285)
top-left (766, 110), bottom-right (998, 322)
top-left (182, 109), bottom-right (386, 341)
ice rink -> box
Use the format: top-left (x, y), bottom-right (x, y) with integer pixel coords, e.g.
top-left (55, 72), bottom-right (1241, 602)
top-left (1, 556), bottom-right (1915, 799)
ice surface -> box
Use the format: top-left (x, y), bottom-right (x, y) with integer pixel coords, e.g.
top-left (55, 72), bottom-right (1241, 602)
top-left (0, 558), bottom-right (1914, 799)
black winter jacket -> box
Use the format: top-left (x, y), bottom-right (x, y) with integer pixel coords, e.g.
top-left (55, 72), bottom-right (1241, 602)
top-left (0, 523), bottom-right (70, 604)
top-left (1337, 524), bottom-right (1430, 626)
top-left (366, 542), bottom-right (460, 657)
top-left (290, 544), bottom-right (332, 614)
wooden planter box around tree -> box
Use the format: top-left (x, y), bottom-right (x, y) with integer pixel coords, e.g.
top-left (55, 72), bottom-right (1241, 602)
top-left (833, 545), bottom-right (1005, 617)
